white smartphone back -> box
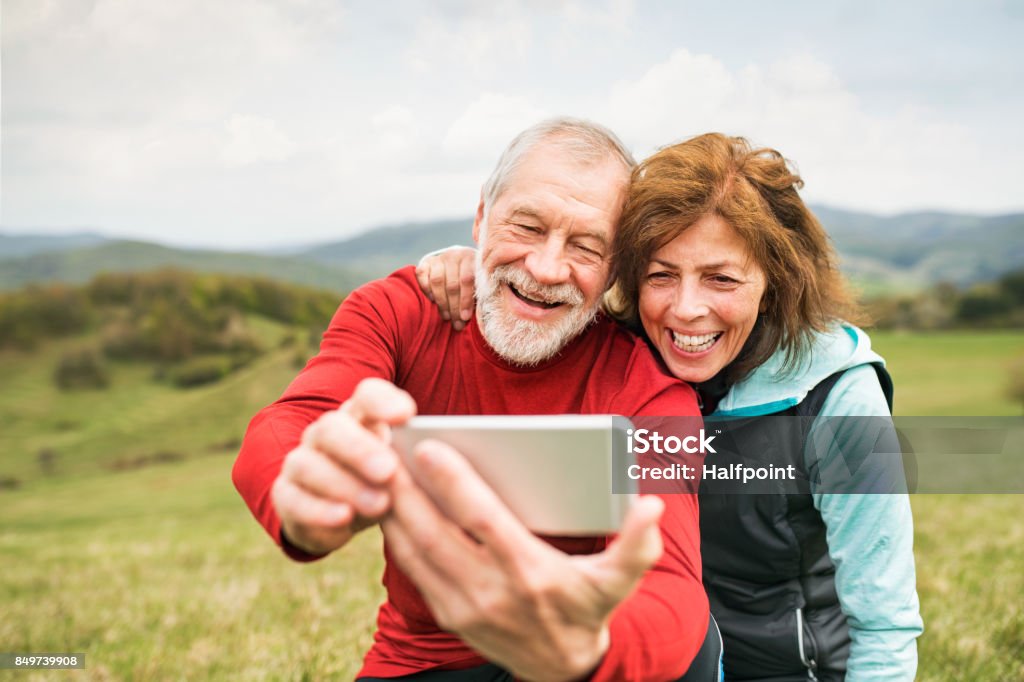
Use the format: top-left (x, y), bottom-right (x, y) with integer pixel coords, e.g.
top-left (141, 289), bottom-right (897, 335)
top-left (392, 415), bottom-right (636, 536)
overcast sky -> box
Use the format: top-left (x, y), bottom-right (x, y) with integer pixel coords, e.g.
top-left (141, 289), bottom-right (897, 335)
top-left (2, 0), bottom-right (1022, 249)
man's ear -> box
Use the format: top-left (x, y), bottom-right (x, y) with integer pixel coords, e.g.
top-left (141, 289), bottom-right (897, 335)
top-left (472, 191), bottom-right (485, 245)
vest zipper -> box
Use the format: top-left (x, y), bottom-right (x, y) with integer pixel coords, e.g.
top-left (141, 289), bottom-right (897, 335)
top-left (796, 607), bottom-right (819, 681)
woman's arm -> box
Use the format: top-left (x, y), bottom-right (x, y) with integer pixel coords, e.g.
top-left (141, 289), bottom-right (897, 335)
top-left (810, 364), bottom-right (924, 681)
top-left (415, 246), bottom-right (478, 330)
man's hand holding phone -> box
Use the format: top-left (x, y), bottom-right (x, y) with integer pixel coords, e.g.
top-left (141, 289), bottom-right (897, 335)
top-left (270, 378), bottom-right (416, 555)
top-left (270, 378), bottom-right (666, 679)
top-left (384, 437), bottom-right (666, 681)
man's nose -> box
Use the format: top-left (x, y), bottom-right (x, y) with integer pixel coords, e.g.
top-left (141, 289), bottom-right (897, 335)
top-left (672, 281), bottom-right (710, 320)
top-left (524, 240), bottom-right (571, 285)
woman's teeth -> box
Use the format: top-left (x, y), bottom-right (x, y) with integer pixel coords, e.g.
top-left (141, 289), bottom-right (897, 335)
top-left (671, 331), bottom-right (720, 353)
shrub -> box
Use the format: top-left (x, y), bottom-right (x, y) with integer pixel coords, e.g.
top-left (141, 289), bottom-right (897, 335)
top-left (168, 356), bottom-right (231, 388)
top-left (54, 349), bottom-right (110, 390)
top-left (0, 285), bottom-right (93, 349)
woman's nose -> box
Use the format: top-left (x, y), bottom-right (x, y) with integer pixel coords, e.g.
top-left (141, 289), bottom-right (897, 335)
top-left (672, 282), bottom-right (710, 320)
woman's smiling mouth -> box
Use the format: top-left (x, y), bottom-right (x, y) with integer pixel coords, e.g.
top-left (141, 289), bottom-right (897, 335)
top-left (670, 330), bottom-right (722, 353)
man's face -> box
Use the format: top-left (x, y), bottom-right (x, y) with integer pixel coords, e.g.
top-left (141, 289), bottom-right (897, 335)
top-left (472, 143), bottom-right (629, 365)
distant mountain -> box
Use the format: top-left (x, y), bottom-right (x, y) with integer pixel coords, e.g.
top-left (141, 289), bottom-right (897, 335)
top-left (296, 217), bottom-right (474, 275)
top-left (812, 207), bottom-right (1024, 293)
top-left (0, 231), bottom-right (110, 259)
top-left (3, 208), bottom-right (1020, 295)
top-left (0, 240), bottom-right (367, 293)
top-left (291, 208), bottom-right (1023, 293)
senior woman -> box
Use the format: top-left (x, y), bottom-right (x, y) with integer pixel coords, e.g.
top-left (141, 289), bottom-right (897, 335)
top-left (418, 133), bottom-right (922, 681)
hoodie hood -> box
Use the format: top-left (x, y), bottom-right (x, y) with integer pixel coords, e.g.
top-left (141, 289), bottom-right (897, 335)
top-left (711, 324), bottom-right (885, 417)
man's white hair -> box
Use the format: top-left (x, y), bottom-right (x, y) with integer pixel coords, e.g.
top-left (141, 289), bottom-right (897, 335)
top-left (480, 117), bottom-right (636, 213)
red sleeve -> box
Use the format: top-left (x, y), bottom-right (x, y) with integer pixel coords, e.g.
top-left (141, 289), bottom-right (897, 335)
top-left (230, 269), bottom-right (423, 560)
top-left (592, 376), bottom-right (709, 681)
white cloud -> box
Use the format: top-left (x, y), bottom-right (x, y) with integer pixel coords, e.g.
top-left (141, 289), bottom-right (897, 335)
top-left (2, 3), bottom-right (1020, 247)
top-left (403, 4), bottom-right (533, 78)
top-left (220, 115), bottom-right (296, 167)
top-left (370, 106), bottom-right (421, 158)
top-left (560, 0), bottom-right (636, 35)
top-left (442, 93), bottom-right (549, 163)
top-left (605, 49), bottom-right (738, 150)
top-left (602, 49), bottom-right (992, 213)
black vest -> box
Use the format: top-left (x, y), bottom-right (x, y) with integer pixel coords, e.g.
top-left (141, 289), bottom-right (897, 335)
top-left (698, 367), bottom-right (893, 682)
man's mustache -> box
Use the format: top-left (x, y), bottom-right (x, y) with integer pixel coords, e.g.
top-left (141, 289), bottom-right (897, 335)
top-left (491, 265), bottom-right (585, 306)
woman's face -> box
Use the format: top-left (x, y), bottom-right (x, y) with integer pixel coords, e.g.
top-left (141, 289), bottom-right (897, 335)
top-left (639, 214), bottom-right (767, 384)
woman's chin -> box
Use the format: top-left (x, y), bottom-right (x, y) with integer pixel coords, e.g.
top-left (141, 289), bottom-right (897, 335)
top-left (661, 336), bottom-right (726, 384)
top-left (668, 364), bottom-right (717, 385)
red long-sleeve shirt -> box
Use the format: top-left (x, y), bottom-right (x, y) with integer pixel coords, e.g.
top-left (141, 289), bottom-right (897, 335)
top-left (232, 267), bottom-right (708, 680)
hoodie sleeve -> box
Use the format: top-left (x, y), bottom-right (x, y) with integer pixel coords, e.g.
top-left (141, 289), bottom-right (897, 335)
top-left (808, 363), bottom-right (923, 682)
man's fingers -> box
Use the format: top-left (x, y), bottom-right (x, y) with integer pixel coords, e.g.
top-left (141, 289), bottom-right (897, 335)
top-left (380, 511), bottom-right (477, 630)
top-left (302, 410), bottom-right (400, 485)
top-left (282, 445), bottom-right (391, 517)
top-left (342, 378), bottom-right (417, 427)
top-left (409, 439), bottom-right (539, 563)
top-left (272, 477), bottom-right (355, 555)
top-left (594, 495), bottom-right (665, 595)
top-left (386, 465), bottom-right (485, 580)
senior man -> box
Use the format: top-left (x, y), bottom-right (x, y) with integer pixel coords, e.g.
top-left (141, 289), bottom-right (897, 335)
top-left (232, 118), bottom-right (708, 681)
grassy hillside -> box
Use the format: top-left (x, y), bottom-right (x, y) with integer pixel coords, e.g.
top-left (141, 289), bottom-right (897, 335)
top-left (0, 240), bottom-right (369, 293)
top-left (872, 330), bottom-right (1024, 415)
top-left (0, 330), bottom-right (1022, 680)
top-left (0, 457), bottom-right (385, 680)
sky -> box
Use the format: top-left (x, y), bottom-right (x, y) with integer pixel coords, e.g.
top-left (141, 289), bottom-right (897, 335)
top-left (2, 0), bottom-right (1022, 249)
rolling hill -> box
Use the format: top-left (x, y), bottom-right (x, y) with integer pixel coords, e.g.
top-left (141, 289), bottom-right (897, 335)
top-left (295, 216), bottom-right (473, 274)
top-left (2, 207), bottom-right (1021, 293)
top-left (0, 231), bottom-right (110, 258)
top-left (815, 208), bottom-right (1024, 292)
top-left (0, 239), bottom-right (369, 293)
top-left (294, 209), bottom-right (1024, 292)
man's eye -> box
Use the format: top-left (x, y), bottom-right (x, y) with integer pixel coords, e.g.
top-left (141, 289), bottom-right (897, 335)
top-left (576, 244), bottom-right (602, 258)
top-left (515, 224), bottom-right (542, 234)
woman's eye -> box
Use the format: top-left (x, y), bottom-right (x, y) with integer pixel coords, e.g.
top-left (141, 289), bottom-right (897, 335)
top-left (646, 271), bottom-right (674, 284)
top-left (709, 274), bottom-right (739, 285)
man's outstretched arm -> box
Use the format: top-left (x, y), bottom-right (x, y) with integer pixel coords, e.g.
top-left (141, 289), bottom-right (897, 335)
top-left (232, 273), bottom-right (417, 558)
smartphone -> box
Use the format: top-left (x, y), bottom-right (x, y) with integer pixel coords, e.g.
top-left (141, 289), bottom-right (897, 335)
top-left (392, 415), bottom-right (636, 536)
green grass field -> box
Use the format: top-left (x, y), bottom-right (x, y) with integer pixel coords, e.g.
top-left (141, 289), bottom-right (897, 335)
top-left (1, 330), bottom-right (1022, 680)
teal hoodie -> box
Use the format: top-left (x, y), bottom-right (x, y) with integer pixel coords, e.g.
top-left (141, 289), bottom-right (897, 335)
top-left (710, 324), bottom-right (923, 681)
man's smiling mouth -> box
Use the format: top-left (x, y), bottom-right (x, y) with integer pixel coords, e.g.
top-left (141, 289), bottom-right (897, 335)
top-left (508, 283), bottom-right (565, 309)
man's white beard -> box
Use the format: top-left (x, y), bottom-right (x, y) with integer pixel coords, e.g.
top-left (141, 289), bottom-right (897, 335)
top-left (475, 261), bottom-right (600, 366)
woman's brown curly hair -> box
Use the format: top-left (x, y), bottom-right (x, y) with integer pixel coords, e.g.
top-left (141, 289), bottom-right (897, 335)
top-left (607, 133), bottom-right (866, 383)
